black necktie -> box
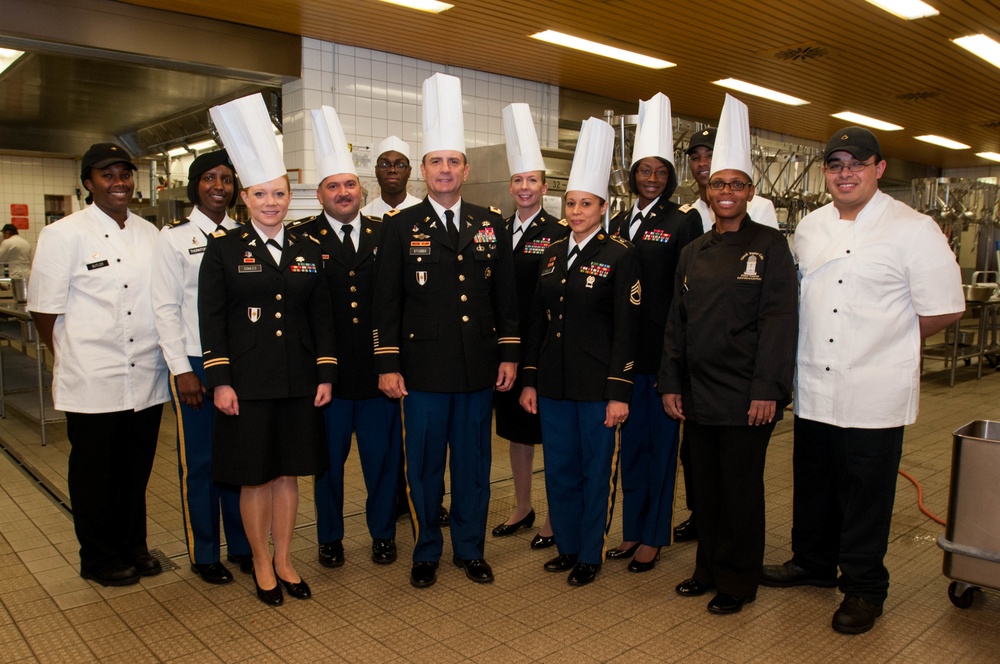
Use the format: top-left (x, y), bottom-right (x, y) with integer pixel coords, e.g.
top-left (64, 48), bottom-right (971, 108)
top-left (342, 224), bottom-right (356, 260)
top-left (266, 238), bottom-right (282, 263)
top-left (445, 209), bottom-right (459, 246)
top-left (567, 245), bottom-right (580, 267)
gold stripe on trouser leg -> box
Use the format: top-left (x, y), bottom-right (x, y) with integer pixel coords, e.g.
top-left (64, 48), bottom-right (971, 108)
top-left (601, 423), bottom-right (624, 560)
top-left (400, 401), bottom-right (419, 543)
top-left (169, 373), bottom-right (198, 564)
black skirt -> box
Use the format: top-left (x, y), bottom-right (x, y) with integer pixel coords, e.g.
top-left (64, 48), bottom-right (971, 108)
top-left (493, 374), bottom-right (543, 445)
top-left (212, 395), bottom-right (328, 486)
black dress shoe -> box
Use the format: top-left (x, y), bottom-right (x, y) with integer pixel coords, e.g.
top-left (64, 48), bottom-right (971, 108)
top-left (605, 542), bottom-right (640, 560)
top-left (673, 517), bottom-right (698, 542)
top-left (491, 510), bottom-right (536, 537)
top-left (760, 560), bottom-right (837, 588)
top-left (453, 557), bottom-right (494, 583)
top-left (81, 563), bottom-right (141, 587)
top-left (275, 573), bottom-right (311, 600)
top-left (567, 563), bottom-right (600, 586)
top-left (708, 592), bottom-right (752, 614)
top-left (252, 570), bottom-right (283, 606)
top-left (318, 541), bottom-right (345, 568)
top-left (191, 562), bottom-right (234, 584)
top-left (832, 595), bottom-right (883, 634)
top-left (437, 506), bottom-right (451, 527)
top-left (371, 539), bottom-right (397, 565)
top-left (227, 553), bottom-right (253, 574)
top-left (410, 561), bottom-right (438, 588)
top-left (543, 553), bottom-right (578, 572)
top-left (676, 578), bottom-right (714, 597)
top-left (627, 547), bottom-right (661, 573)
top-left (131, 553), bottom-right (162, 577)
top-left (530, 534), bottom-right (556, 549)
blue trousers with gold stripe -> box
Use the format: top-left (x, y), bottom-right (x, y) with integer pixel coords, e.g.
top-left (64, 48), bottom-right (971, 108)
top-left (315, 395), bottom-right (402, 543)
top-left (619, 373), bottom-right (680, 546)
top-left (539, 398), bottom-right (621, 565)
top-left (171, 358), bottom-right (249, 564)
top-left (402, 389), bottom-right (492, 562)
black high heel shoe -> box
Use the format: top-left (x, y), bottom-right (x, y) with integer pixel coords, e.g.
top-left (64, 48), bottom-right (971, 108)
top-left (274, 566), bottom-right (311, 599)
top-left (252, 570), bottom-right (283, 606)
top-left (492, 510), bottom-right (536, 537)
top-left (530, 534), bottom-right (556, 549)
top-left (605, 542), bottom-right (640, 560)
top-left (627, 546), bottom-right (661, 573)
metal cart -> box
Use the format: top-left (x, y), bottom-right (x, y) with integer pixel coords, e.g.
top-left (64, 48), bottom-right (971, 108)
top-left (937, 420), bottom-right (1000, 608)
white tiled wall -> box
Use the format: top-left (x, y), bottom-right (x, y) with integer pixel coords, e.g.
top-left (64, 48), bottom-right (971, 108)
top-left (283, 38), bottom-right (560, 198)
top-left (0, 156), bottom-right (83, 250)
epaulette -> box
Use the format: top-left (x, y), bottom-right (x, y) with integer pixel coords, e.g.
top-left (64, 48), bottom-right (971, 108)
top-left (166, 218), bottom-right (189, 228)
top-left (679, 204), bottom-right (693, 213)
top-left (385, 208), bottom-right (401, 217)
top-left (549, 236), bottom-right (569, 247)
top-left (287, 217), bottom-right (313, 228)
top-left (307, 235), bottom-right (321, 245)
top-left (211, 229), bottom-right (227, 238)
top-left (610, 235), bottom-right (631, 247)
top-left (364, 214), bottom-right (383, 224)
top-left (490, 206), bottom-right (502, 215)
top-left (558, 219), bottom-right (569, 226)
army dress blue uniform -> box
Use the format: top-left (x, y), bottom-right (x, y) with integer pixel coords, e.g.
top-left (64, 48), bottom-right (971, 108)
top-left (151, 210), bottom-right (250, 568)
top-left (522, 231), bottom-right (641, 565)
top-left (373, 199), bottom-right (519, 563)
top-left (609, 197), bottom-right (702, 550)
top-left (493, 210), bottom-right (570, 444)
top-left (198, 225), bottom-right (337, 486)
top-left (289, 212), bottom-right (402, 547)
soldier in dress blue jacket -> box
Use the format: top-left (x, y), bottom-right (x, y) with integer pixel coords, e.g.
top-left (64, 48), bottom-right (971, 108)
top-left (288, 106), bottom-right (401, 570)
top-left (373, 74), bottom-right (520, 589)
top-left (520, 117), bottom-right (640, 587)
top-left (606, 94), bottom-right (702, 572)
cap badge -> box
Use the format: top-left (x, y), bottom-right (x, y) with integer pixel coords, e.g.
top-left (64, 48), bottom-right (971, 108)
top-left (841, 134), bottom-right (849, 139)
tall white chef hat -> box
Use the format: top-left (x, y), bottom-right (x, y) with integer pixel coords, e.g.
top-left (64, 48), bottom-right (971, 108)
top-left (376, 135), bottom-right (411, 161)
top-left (502, 103), bottom-right (546, 176)
top-left (209, 93), bottom-right (285, 187)
top-left (421, 73), bottom-right (466, 157)
top-left (566, 117), bottom-right (615, 199)
top-left (311, 105), bottom-right (357, 183)
top-left (710, 93), bottom-right (753, 179)
top-left (630, 92), bottom-right (674, 168)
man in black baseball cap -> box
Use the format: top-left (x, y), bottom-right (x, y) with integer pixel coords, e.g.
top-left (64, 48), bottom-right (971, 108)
top-left (823, 126), bottom-right (882, 163)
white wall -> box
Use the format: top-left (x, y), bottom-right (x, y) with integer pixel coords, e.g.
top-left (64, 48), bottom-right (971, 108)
top-left (0, 156), bottom-right (82, 249)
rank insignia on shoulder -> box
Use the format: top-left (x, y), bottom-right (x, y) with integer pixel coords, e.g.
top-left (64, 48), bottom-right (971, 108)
top-left (366, 227), bottom-right (373, 234)
top-left (558, 219), bottom-right (569, 226)
top-left (385, 208), bottom-right (401, 217)
top-left (490, 206), bottom-right (502, 215)
top-left (679, 204), bottom-right (693, 213)
top-left (167, 218), bottom-right (188, 228)
top-left (212, 229), bottom-right (227, 238)
top-left (365, 214), bottom-right (382, 223)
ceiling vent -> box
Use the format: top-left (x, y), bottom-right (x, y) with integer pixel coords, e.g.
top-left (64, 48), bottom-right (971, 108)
top-left (980, 120), bottom-right (1000, 129)
top-left (769, 44), bottom-right (828, 61)
top-left (896, 91), bottom-right (941, 101)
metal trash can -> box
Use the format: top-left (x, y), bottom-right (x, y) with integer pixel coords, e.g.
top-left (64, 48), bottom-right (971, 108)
top-left (937, 420), bottom-right (1000, 608)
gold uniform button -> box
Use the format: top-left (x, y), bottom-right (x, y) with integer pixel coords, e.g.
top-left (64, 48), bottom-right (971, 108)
top-left (462, 315), bottom-right (470, 322)
top-left (350, 286), bottom-right (357, 293)
top-left (458, 275), bottom-right (465, 282)
top-left (417, 257), bottom-right (422, 262)
top-left (275, 294), bottom-right (282, 301)
top-left (276, 330), bottom-right (283, 337)
top-left (275, 312), bottom-right (282, 319)
top-left (351, 301), bottom-right (358, 309)
top-left (352, 317), bottom-right (359, 324)
top-left (460, 295), bottom-right (468, 302)
top-left (457, 255), bottom-right (464, 262)
top-left (559, 296), bottom-right (564, 302)
top-left (558, 315), bottom-right (563, 320)
top-left (409, 333), bottom-right (415, 339)
top-left (556, 332), bottom-right (561, 338)
top-left (349, 270), bottom-right (356, 277)
top-left (561, 279), bottom-right (566, 284)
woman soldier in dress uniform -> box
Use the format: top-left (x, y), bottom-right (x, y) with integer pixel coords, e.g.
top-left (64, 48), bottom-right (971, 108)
top-left (520, 117), bottom-right (640, 586)
top-left (200, 94), bottom-right (336, 606)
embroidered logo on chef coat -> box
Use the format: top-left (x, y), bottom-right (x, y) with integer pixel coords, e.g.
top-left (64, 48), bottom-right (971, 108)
top-left (416, 271), bottom-right (428, 286)
top-left (523, 239), bottom-right (552, 255)
top-left (738, 252), bottom-right (764, 281)
top-left (248, 307), bottom-right (261, 322)
top-left (580, 262), bottom-right (611, 278)
top-left (641, 229), bottom-right (672, 243)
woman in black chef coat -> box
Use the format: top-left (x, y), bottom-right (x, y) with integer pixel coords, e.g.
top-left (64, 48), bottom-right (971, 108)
top-left (199, 173), bottom-right (336, 607)
top-left (519, 117), bottom-right (640, 587)
top-left (659, 141), bottom-right (797, 614)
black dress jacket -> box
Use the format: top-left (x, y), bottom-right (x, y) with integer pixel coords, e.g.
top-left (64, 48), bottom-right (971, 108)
top-left (372, 198), bottom-right (520, 393)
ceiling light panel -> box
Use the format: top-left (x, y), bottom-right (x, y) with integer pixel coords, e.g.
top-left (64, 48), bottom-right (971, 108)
top-left (831, 112), bottom-right (903, 131)
top-left (976, 152), bottom-right (1000, 163)
top-left (953, 34), bottom-right (1000, 70)
top-left (530, 30), bottom-right (674, 69)
top-left (378, 0), bottom-right (453, 13)
top-left (915, 135), bottom-right (970, 149)
top-left (864, 0), bottom-right (939, 20)
top-left (712, 78), bottom-right (809, 106)
top-left (0, 48), bottom-right (24, 76)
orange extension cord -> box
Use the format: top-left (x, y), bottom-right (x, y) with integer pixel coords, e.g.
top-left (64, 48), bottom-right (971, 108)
top-left (898, 469), bottom-right (947, 526)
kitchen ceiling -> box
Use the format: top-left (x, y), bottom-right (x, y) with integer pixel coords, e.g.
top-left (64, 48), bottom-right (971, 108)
top-left (1, 0), bottom-right (998, 168)
top-left (113, 0), bottom-right (1000, 169)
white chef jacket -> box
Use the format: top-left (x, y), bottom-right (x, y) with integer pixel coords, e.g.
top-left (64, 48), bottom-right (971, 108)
top-left (0, 234), bottom-right (32, 278)
top-left (693, 195), bottom-right (780, 233)
top-left (28, 205), bottom-right (169, 413)
top-left (151, 208), bottom-right (239, 376)
top-left (793, 190), bottom-right (964, 428)
top-left (359, 192), bottom-right (422, 218)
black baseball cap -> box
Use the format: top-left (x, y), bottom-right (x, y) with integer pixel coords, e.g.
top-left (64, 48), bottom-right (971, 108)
top-left (824, 127), bottom-right (882, 162)
top-left (685, 127), bottom-right (716, 154)
top-left (81, 143), bottom-right (137, 184)
top-left (1, 224), bottom-right (17, 234)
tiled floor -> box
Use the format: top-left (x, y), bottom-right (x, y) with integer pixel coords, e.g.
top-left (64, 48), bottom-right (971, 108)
top-left (3, 349), bottom-right (1000, 662)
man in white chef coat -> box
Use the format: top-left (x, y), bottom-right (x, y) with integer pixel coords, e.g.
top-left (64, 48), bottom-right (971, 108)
top-left (359, 136), bottom-right (422, 218)
top-left (761, 127), bottom-right (964, 635)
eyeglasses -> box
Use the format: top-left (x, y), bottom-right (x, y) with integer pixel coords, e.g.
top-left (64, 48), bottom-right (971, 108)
top-left (376, 160), bottom-right (410, 171)
top-left (707, 179), bottom-right (751, 192)
top-left (825, 159), bottom-right (876, 174)
top-left (637, 167), bottom-right (670, 178)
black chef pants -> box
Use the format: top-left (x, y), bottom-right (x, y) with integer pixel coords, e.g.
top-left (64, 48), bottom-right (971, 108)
top-left (66, 405), bottom-right (163, 570)
top-left (687, 419), bottom-right (774, 600)
top-left (790, 417), bottom-right (903, 605)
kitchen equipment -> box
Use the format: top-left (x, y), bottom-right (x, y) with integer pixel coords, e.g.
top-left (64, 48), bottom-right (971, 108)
top-left (962, 284), bottom-right (998, 302)
top-left (11, 278), bottom-right (28, 303)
